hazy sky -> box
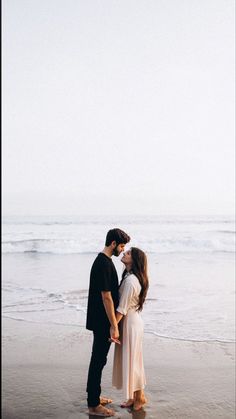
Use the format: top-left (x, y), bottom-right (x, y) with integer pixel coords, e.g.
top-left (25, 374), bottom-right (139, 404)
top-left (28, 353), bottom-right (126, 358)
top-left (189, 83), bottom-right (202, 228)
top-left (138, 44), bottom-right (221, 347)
top-left (2, 0), bottom-right (235, 216)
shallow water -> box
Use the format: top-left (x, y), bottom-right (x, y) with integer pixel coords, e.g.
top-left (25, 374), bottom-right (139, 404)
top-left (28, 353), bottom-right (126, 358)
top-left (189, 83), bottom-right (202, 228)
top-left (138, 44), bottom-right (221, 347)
top-left (2, 250), bottom-right (235, 343)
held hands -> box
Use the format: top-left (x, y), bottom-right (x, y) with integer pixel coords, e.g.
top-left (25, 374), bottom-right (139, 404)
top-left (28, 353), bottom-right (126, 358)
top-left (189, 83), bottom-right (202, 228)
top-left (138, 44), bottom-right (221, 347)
top-left (109, 325), bottom-right (121, 345)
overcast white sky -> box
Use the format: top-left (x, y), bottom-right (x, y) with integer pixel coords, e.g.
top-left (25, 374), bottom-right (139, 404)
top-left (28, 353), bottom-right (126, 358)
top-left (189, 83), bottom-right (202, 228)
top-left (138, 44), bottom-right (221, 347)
top-left (2, 0), bottom-right (235, 216)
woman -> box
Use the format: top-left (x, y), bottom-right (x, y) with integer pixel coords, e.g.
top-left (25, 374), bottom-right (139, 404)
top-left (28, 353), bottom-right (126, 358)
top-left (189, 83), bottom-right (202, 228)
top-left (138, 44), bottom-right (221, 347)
top-left (112, 247), bottom-right (149, 411)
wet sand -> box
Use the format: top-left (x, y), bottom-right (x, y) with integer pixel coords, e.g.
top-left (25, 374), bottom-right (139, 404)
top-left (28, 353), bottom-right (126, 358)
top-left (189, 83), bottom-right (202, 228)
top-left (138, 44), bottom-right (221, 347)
top-left (2, 317), bottom-right (235, 419)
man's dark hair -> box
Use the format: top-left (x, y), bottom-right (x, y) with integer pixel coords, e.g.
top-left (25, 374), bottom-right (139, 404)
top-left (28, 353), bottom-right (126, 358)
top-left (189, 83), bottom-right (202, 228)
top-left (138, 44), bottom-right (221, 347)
top-left (105, 228), bottom-right (130, 246)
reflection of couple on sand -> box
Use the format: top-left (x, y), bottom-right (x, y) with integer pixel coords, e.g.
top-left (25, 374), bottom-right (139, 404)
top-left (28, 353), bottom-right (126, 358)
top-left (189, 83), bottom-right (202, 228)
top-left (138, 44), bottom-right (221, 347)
top-left (86, 228), bottom-right (149, 417)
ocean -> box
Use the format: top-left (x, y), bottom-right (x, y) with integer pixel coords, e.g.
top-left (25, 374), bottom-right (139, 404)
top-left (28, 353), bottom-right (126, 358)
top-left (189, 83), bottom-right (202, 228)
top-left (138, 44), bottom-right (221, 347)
top-left (2, 215), bottom-right (235, 343)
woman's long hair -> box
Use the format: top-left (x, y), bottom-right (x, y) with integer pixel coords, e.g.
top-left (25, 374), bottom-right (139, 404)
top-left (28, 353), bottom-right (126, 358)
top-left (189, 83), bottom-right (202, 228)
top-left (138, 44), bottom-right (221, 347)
top-left (121, 247), bottom-right (149, 311)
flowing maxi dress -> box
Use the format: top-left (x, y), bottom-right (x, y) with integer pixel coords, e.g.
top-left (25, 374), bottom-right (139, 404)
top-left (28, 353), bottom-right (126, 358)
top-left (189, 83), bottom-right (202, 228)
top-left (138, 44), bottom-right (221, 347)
top-left (112, 272), bottom-right (146, 399)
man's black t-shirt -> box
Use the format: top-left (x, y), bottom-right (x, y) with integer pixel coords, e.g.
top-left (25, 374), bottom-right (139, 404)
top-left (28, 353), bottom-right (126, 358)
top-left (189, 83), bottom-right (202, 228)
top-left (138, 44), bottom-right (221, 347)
top-left (86, 252), bottom-right (119, 332)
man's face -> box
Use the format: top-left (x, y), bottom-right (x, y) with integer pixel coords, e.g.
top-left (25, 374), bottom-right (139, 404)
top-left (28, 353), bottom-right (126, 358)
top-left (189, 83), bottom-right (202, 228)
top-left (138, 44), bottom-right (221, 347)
top-left (112, 243), bottom-right (126, 256)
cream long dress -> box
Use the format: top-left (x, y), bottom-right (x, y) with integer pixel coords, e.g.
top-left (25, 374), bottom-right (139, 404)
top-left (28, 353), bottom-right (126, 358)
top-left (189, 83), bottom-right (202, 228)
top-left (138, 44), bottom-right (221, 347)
top-left (112, 272), bottom-right (146, 399)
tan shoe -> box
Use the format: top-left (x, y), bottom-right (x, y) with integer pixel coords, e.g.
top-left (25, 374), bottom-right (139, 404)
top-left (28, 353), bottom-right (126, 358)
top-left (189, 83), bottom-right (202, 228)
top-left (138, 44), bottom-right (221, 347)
top-left (120, 399), bottom-right (134, 408)
top-left (133, 397), bottom-right (147, 411)
top-left (100, 397), bottom-right (113, 405)
top-left (88, 404), bottom-right (115, 417)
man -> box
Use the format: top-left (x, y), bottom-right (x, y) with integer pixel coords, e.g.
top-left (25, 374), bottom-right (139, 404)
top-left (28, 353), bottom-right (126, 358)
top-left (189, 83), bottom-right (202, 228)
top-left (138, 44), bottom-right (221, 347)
top-left (86, 228), bottom-right (130, 417)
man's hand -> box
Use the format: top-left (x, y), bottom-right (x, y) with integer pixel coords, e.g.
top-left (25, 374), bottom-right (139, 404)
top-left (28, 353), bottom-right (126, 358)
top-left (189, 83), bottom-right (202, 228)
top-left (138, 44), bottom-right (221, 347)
top-left (109, 325), bottom-right (121, 344)
top-left (110, 325), bottom-right (119, 339)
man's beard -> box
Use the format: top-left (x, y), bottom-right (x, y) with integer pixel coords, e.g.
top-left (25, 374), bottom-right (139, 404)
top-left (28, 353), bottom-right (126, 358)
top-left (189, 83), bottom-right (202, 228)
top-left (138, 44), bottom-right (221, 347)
top-left (112, 246), bottom-right (120, 257)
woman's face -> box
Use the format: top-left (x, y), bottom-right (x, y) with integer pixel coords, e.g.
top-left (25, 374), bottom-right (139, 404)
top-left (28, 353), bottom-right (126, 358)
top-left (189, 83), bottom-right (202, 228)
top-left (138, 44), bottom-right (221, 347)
top-left (121, 249), bottom-right (132, 267)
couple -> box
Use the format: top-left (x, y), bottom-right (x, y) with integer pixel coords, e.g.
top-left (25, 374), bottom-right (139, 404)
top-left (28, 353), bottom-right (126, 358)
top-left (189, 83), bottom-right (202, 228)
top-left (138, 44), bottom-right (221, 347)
top-left (86, 228), bottom-right (149, 417)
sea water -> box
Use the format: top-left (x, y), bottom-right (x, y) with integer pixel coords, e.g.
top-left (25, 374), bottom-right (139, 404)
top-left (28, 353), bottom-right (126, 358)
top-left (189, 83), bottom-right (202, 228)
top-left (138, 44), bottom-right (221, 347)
top-left (2, 214), bottom-right (235, 343)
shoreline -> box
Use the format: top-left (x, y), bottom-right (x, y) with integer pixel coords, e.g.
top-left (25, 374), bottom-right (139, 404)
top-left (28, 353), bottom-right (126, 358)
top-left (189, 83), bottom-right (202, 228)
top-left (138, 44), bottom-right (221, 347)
top-left (2, 313), bottom-right (235, 345)
top-left (2, 251), bottom-right (235, 345)
top-left (2, 317), bottom-right (235, 419)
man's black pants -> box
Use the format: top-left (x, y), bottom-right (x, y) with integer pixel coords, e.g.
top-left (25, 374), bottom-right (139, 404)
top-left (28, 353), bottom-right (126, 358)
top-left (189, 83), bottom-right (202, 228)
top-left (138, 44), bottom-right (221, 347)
top-left (86, 330), bottom-right (111, 408)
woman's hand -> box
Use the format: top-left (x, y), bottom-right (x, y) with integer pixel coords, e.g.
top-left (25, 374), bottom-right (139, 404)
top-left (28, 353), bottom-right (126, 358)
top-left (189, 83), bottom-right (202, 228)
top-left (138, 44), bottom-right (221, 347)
top-left (109, 337), bottom-right (121, 344)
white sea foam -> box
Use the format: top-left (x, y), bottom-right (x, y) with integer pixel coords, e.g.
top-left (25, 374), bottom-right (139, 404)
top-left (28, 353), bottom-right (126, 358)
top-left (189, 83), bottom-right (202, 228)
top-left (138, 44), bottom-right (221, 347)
top-left (2, 215), bottom-right (235, 254)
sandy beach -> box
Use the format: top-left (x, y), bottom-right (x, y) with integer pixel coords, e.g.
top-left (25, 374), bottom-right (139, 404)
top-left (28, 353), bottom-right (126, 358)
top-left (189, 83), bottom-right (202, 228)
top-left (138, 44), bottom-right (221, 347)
top-left (2, 317), bottom-right (235, 419)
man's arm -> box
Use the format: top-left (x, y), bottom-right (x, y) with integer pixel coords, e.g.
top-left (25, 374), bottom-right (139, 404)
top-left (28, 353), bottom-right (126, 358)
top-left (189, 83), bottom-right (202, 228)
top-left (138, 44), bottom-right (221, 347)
top-left (101, 291), bottom-right (119, 340)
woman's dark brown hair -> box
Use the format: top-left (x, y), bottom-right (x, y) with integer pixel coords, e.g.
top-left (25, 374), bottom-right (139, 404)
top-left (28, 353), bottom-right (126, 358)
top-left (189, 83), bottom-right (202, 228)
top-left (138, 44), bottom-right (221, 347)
top-left (121, 247), bottom-right (149, 311)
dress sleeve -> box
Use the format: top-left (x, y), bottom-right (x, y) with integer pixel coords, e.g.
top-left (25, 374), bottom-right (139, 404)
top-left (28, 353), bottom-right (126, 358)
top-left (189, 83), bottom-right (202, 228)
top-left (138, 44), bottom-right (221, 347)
top-left (116, 281), bottom-right (135, 315)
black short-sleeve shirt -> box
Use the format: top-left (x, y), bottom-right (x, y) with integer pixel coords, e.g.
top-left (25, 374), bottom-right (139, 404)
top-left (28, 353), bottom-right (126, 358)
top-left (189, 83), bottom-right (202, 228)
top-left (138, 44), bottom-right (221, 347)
top-left (86, 252), bottom-right (119, 332)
